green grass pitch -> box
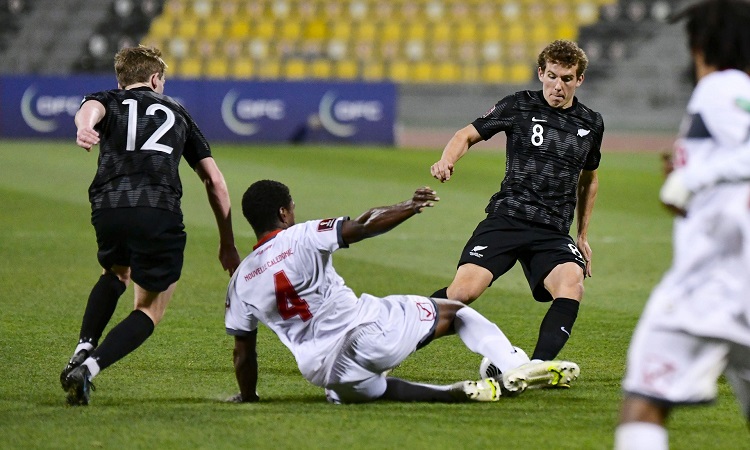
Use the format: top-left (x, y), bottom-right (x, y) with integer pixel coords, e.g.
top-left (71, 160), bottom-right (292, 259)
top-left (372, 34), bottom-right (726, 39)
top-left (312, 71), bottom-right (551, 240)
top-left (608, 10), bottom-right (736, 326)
top-left (0, 140), bottom-right (747, 449)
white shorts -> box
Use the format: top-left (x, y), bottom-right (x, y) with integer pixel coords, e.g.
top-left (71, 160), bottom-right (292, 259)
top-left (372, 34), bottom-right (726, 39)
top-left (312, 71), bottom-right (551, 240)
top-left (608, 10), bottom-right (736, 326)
top-left (622, 185), bottom-right (750, 417)
top-left (622, 316), bottom-right (750, 416)
top-left (324, 294), bottom-right (437, 404)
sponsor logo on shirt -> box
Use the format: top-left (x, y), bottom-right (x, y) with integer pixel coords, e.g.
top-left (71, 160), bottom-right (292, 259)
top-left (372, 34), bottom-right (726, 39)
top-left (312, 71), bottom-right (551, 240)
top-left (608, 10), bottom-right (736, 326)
top-left (318, 218), bottom-right (336, 231)
top-left (469, 245), bottom-right (488, 258)
top-left (531, 117), bottom-right (547, 122)
top-left (577, 129), bottom-right (591, 137)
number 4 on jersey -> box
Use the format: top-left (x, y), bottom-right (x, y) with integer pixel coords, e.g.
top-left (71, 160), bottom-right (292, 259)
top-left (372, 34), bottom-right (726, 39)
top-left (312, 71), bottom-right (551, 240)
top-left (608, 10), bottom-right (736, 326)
top-left (274, 271), bottom-right (313, 321)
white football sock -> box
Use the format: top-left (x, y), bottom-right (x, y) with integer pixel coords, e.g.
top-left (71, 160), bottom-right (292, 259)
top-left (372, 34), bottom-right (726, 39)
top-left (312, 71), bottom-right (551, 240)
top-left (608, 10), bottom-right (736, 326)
top-left (454, 307), bottom-right (529, 372)
top-left (82, 358), bottom-right (101, 379)
top-left (615, 422), bottom-right (668, 450)
top-left (74, 341), bottom-right (95, 356)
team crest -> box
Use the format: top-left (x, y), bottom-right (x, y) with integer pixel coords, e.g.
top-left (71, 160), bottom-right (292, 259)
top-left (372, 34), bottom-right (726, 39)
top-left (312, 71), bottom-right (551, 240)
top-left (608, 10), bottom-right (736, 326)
top-left (317, 218), bottom-right (336, 231)
top-left (416, 301), bottom-right (435, 321)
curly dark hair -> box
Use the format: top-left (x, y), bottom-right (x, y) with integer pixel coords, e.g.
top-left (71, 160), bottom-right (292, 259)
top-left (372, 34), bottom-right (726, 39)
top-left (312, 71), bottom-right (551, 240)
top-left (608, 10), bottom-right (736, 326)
top-left (537, 40), bottom-right (589, 78)
top-left (242, 180), bottom-right (292, 234)
top-left (670, 0), bottom-right (750, 73)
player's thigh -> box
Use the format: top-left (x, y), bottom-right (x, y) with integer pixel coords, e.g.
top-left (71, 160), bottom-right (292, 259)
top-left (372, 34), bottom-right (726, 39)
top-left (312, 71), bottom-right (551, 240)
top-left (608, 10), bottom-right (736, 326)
top-left (92, 209), bottom-right (132, 270)
top-left (128, 208), bottom-right (186, 292)
top-left (328, 295), bottom-right (436, 386)
top-left (521, 232), bottom-right (585, 302)
top-left (325, 374), bottom-right (387, 404)
top-left (457, 216), bottom-right (523, 285)
top-left (623, 323), bottom-right (728, 405)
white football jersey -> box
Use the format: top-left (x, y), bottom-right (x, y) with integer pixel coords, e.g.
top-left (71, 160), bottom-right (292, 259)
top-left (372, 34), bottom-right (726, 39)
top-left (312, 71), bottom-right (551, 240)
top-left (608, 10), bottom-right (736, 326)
top-left (675, 69), bottom-right (750, 194)
top-left (225, 217), bottom-right (383, 386)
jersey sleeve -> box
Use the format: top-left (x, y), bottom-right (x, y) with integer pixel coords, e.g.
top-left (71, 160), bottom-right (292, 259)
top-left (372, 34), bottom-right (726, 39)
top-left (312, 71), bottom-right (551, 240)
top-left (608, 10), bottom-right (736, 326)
top-left (583, 112), bottom-right (604, 171)
top-left (470, 94), bottom-right (516, 141)
top-left (174, 101), bottom-right (212, 169)
top-left (298, 217), bottom-right (349, 254)
top-left (225, 275), bottom-right (259, 336)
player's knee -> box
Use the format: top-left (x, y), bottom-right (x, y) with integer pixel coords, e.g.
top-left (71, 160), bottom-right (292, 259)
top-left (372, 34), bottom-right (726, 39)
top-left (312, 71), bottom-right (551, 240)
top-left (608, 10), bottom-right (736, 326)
top-left (446, 284), bottom-right (483, 303)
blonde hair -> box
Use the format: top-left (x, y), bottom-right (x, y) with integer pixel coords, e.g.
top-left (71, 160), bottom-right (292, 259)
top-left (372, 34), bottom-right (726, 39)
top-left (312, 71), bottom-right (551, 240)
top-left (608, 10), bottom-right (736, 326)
top-left (114, 45), bottom-right (167, 88)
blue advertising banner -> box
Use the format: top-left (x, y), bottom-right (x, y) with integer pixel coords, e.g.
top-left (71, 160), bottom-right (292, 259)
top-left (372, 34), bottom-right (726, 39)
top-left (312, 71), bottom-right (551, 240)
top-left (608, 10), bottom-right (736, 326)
top-left (0, 76), bottom-right (396, 145)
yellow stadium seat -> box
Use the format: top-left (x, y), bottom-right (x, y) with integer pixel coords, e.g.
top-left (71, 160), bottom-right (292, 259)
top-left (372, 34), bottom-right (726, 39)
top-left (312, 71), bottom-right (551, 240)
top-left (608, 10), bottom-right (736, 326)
top-left (309, 59), bottom-right (332, 78)
top-left (381, 22), bottom-right (402, 43)
top-left (434, 61), bottom-right (461, 83)
top-left (387, 60), bottom-right (410, 83)
top-left (176, 18), bottom-right (201, 39)
top-left (179, 57), bottom-right (203, 78)
top-left (203, 19), bottom-right (226, 40)
top-left (355, 22), bottom-right (377, 41)
top-left (148, 17), bottom-right (174, 40)
top-left (334, 59), bottom-right (359, 80)
top-left (284, 58), bottom-right (307, 79)
top-left (530, 24), bottom-right (552, 46)
top-left (412, 61), bottom-right (433, 83)
top-left (456, 22), bottom-right (477, 44)
top-left (506, 23), bottom-right (525, 44)
top-left (509, 63), bottom-right (532, 83)
top-left (228, 19), bottom-right (251, 39)
top-left (230, 59), bottom-right (255, 78)
top-left (405, 23), bottom-right (427, 41)
top-left (362, 60), bottom-right (385, 81)
top-left (257, 58), bottom-right (282, 79)
top-left (305, 19), bottom-right (328, 40)
top-left (461, 63), bottom-right (481, 83)
top-left (482, 62), bottom-right (506, 83)
top-left (481, 25), bottom-right (501, 43)
top-left (205, 56), bottom-right (230, 79)
top-left (330, 21), bottom-right (351, 40)
top-left (555, 23), bottom-right (578, 41)
top-left (280, 21), bottom-right (302, 40)
top-left (431, 22), bottom-right (451, 42)
top-left (252, 20), bottom-right (276, 40)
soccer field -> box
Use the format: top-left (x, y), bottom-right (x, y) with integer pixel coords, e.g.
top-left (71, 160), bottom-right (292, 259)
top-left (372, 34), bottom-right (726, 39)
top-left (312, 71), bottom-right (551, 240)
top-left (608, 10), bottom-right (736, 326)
top-left (0, 140), bottom-right (746, 449)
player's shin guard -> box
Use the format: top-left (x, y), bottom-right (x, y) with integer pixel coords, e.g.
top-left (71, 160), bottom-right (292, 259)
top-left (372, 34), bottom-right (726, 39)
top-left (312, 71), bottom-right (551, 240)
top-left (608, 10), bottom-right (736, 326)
top-left (531, 297), bottom-right (579, 360)
top-left (454, 307), bottom-right (528, 372)
top-left (79, 272), bottom-right (127, 346)
top-left (89, 310), bottom-right (154, 371)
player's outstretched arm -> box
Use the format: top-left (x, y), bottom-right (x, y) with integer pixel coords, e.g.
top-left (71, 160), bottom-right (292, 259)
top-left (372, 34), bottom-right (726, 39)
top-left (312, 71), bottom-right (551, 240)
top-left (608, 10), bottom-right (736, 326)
top-left (341, 187), bottom-right (439, 245)
top-left (576, 169), bottom-right (598, 277)
top-left (195, 157), bottom-right (241, 275)
top-left (430, 124), bottom-right (482, 182)
top-left (74, 100), bottom-right (105, 151)
top-left (227, 331), bottom-right (260, 403)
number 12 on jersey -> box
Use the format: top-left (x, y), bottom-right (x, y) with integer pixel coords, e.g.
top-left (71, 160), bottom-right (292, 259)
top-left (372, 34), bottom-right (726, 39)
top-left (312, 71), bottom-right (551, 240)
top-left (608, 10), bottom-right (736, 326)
top-left (122, 99), bottom-right (175, 154)
top-left (274, 270), bottom-right (313, 321)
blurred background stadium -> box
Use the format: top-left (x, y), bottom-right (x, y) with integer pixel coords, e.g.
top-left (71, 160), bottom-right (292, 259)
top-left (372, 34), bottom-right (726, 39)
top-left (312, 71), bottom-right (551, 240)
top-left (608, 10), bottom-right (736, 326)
top-left (0, 0), bottom-right (692, 148)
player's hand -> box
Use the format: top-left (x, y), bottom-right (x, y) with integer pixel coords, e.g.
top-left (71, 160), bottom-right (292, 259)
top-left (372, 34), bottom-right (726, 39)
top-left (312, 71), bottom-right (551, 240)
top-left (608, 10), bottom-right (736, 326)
top-left (219, 244), bottom-right (241, 276)
top-left (410, 187), bottom-right (439, 213)
top-left (659, 170), bottom-right (691, 216)
top-left (431, 159), bottom-right (454, 182)
top-left (76, 127), bottom-right (100, 151)
top-left (577, 238), bottom-right (593, 277)
top-left (225, 392), bottom-right (259, 403)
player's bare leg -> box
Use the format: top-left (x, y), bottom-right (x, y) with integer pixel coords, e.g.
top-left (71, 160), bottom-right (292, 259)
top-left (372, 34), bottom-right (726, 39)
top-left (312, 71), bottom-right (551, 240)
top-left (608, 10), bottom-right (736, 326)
top-left (441, 263), bottom-right (493, 304)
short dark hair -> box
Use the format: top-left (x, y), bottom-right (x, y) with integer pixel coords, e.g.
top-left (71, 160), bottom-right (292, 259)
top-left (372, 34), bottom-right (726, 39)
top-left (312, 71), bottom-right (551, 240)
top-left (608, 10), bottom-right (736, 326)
top-left (537, 40), bottom-right (589, 78)
top-left (242, 180), bottom-right (292, 234)
top-left (114, 45), bottom-right (167, 88)
top-left (670, 0), bottom-right (750, 72)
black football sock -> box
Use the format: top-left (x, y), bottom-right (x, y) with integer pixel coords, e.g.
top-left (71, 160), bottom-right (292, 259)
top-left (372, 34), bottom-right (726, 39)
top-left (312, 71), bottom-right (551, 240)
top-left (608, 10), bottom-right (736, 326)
top-left (430, 287), bottom-right (448, 299)
top-left (90, 310), bottom-right (155, 371)
top-left (79, 272), bottom-right (127, 346)
top-left (531, 297), bottom-right (580, 361)
top-left (382, 377), bottom-right (459, 402)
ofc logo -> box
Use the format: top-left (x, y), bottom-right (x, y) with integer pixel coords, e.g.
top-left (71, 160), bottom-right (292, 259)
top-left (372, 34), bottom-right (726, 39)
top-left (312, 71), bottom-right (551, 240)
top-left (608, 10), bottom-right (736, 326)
top-left (319, 91), bottom-right (383, 137)
top-left (21, 86), bottom-right (81, 132)
top-left (221, 89), bottom-right (285, 136)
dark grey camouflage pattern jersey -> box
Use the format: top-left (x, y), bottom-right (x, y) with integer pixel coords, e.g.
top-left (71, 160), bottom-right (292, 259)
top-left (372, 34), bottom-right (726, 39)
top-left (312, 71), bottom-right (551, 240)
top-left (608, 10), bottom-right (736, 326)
top-left (84, 86), bottom-right (211, 214)
top-left (472, 90), bottom-right (604, 233)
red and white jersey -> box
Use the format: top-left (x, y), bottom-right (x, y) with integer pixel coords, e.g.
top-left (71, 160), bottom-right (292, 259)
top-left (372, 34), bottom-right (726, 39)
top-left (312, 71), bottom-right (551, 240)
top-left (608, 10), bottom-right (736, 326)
top-left (225, 217), bottom-right (382, 386)
top-left (674, 69), bottom-right (750, 195)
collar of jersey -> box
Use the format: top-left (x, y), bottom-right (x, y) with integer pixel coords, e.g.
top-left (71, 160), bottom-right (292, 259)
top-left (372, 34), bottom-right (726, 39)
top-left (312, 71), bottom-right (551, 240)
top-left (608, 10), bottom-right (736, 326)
top-left (253, 229), bottom-right (282, 250)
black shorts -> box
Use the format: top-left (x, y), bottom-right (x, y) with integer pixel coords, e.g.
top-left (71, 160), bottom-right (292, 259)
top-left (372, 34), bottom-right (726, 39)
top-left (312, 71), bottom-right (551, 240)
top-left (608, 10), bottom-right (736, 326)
top-left (458, 215), bottom-right (585, 302)
top-left (92, 207), bottom-right (186, 292)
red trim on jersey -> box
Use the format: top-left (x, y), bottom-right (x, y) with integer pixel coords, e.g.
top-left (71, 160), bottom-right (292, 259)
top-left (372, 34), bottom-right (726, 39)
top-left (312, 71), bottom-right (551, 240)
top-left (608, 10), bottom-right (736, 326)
top-left (253, 229), bottom-right (282, 250)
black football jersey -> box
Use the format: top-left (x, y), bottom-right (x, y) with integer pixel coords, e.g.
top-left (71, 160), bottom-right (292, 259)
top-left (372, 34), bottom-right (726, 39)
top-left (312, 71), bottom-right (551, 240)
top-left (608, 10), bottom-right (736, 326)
top-left (84, 86), bottom-right (212, 214)
top-left (471, 90), bottom-right (604, 233)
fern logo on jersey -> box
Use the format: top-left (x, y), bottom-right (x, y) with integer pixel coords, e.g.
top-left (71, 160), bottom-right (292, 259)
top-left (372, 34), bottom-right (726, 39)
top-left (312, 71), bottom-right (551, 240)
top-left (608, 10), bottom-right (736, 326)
top-left (470, 245), bottom-right (488, 258)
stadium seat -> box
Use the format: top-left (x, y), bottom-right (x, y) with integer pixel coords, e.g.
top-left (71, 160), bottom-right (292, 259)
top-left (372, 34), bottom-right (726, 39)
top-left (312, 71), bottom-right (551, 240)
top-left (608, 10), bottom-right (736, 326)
top-left (309, 58), bottom-right (332, 78)
top-left (284, 58), bottom-right (307, 79)
top-left (334, 59), bottom-right (358, 80)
